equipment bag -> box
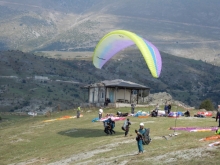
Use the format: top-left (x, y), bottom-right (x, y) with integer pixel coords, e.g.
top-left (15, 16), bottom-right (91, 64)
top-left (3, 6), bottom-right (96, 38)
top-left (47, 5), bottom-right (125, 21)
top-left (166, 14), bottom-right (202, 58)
top-left (142, 128), bottom-right (151, 145)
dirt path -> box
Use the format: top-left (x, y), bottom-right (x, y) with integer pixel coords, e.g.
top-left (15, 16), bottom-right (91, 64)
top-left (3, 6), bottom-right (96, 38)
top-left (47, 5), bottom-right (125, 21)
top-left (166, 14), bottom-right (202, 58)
top-left (8, 135), bottom-right (218, 165)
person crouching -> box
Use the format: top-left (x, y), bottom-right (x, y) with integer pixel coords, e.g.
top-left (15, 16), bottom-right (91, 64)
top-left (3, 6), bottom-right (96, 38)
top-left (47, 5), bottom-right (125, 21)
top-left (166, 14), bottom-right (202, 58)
top-left (103, 121), bottom-right (110, 135)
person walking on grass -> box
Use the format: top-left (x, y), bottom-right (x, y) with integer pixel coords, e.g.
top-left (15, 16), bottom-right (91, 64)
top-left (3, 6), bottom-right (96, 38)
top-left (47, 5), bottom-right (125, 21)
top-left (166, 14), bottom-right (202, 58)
top-left (135, 123), bottom-right (146, 155)
top-left (122, 118), bottom-right (131, 137)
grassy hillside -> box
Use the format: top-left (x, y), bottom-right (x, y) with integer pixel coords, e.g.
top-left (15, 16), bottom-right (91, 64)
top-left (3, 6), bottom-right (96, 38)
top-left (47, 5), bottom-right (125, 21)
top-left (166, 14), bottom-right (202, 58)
top-left (0, 50), bottom-right (98, 112)
top-left (0, 50), bottom-right (220, 112)
top-left (0, 106), bottom-right (220, 165)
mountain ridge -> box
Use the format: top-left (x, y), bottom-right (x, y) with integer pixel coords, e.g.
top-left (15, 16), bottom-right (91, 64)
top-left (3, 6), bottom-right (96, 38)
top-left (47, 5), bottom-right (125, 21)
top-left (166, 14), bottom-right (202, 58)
top-left (0, 49), bottom-right (220, 112)
top-left (0, 0), bottom-right (220, 65)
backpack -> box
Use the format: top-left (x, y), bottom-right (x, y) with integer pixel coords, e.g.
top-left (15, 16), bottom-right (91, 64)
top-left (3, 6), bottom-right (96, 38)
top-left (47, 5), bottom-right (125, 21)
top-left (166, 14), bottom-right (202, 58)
top-left (142, 128), bottom-right (151, 145)
top-left (111, 121), bottom-right (115, 128)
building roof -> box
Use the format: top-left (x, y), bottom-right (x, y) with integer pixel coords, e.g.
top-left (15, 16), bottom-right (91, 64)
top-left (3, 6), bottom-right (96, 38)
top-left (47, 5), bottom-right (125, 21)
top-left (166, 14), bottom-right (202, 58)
top-left (82, 79), bottom-right (149, 90)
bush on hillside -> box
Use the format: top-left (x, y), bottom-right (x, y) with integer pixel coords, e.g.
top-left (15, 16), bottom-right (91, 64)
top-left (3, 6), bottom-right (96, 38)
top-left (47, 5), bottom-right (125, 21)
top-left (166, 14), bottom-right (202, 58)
top-left (199, 99), bottom-right (214, 111)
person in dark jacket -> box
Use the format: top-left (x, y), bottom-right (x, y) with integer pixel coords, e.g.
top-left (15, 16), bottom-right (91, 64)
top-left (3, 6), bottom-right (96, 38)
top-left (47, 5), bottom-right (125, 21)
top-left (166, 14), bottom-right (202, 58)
top-left (122, 118), bottom-right (131, 137)
top-left (216, 105), bottom-right (220, 127)
top-left (184, 110), bottom-right (190, 117)
top-left (167, 103), bottom-right (172, 114)
top-left (164, 103), bottom-right (169, 116)
top-left (103, 121), bottom-right (110, 135)
top-left (131, 103), bottom-right (136, 114)
top-left (108, 118), bottom-right (115, 134)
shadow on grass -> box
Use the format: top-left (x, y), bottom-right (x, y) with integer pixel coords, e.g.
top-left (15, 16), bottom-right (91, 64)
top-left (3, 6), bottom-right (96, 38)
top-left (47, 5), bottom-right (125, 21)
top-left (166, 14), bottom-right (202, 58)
top-left (58, 128), bottom-right (125, 138)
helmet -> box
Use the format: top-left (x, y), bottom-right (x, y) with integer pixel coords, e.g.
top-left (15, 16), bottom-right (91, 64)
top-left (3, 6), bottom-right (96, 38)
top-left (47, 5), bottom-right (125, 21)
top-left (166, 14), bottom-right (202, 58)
top-left (140, 123), bottom-right (144, 126)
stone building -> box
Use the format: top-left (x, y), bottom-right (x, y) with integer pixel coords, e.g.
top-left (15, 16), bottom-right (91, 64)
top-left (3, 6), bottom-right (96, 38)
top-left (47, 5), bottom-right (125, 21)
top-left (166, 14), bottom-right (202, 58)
top-left (81, 79), bottom-right (150, 107)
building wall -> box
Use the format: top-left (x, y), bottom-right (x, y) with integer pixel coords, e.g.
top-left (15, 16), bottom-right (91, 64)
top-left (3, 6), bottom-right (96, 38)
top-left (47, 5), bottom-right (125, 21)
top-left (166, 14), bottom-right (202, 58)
top-left (87, 85), bottom-right (149, 104)
top-left (114, 89), bottom-right (131, 102)
top-left (105, 88), bottom-right (131, 103)
top-left (88, 86), bottom-right (105, 103)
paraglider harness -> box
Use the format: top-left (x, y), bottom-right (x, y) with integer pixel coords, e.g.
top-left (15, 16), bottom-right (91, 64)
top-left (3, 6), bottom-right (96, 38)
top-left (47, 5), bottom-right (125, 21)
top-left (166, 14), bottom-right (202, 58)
top-left (142, 128), bottom-right (151, 145)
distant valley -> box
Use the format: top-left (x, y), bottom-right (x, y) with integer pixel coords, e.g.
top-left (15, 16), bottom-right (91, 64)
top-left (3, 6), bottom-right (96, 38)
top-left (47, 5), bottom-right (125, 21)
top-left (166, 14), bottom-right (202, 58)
top-left (0, 0), bottom-right (220, 65)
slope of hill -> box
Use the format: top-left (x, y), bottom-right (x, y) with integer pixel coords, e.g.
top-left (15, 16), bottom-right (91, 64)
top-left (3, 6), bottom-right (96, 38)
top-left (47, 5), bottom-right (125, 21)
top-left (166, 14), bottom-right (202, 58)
top-left (0, 50), bottom-right (220, 112)
top-left (0, 0), bottom-right (220, 65)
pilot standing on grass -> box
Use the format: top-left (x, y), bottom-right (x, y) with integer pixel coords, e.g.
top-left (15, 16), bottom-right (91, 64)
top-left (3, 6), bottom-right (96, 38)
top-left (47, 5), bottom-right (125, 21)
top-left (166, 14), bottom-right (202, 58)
top-left (216, 105), bottom-right (220, 127)
top-left (135, 123), bottom-right (146, 155)
top-left (99, 107), bottom-right (103, 119)
top-left (77, 106), bottom-right (81, 118)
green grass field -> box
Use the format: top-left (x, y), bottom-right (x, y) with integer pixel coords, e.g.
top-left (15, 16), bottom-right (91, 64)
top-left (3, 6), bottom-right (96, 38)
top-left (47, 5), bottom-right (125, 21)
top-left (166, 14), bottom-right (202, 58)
top-left (0, 106), bottom-right (220, 165)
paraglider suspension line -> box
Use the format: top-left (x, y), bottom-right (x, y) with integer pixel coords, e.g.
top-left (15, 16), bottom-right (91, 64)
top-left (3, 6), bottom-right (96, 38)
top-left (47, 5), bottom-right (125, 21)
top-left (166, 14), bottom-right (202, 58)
top-left (173, 106), bottom-right (178, 135)
top-left (174, 117), bottom-right (177, 133)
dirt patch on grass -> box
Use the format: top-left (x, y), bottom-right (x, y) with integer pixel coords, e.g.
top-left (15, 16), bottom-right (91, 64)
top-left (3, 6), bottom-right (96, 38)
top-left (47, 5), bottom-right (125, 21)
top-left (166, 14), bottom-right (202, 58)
top-left (30, 124), bottom-right (46, 128)
top-left (10, 138), bottom-right (30, 143)
top-left (9, 135), bottom-right (218, 165)
top-left (65, 129), bottom-right (78, 133)
top-left (47, 138), bottom-right (134, 165)
top-left (47, 148), bottom-right (112, 165)
top-left (8, 158), bottom-right (47, 165)
top-left (144, 146), bottom-right (217, 164)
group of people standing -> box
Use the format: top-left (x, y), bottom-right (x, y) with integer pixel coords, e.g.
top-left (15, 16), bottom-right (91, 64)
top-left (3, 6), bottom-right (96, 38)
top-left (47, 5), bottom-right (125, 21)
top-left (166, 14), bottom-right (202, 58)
top-left (104, 117), bottom-right (149, 154)
top-left (99, 106), bottom-right (148, 155)
top-left (164, 102), bottom-right (172, 116)
top-left (77, 103), bottom-right (220, 155)
top-left (151, 102), bottom-right (172, 117)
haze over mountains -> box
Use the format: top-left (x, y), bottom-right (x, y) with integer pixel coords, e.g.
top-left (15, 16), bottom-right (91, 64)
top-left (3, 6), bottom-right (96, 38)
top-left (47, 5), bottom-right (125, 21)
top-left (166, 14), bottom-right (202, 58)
top-left (0, 0), bottom-right (220, 65)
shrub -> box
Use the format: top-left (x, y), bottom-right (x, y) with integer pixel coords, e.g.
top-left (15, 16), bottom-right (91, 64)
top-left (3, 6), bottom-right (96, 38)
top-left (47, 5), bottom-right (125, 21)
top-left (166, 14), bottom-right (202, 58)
top-left (199, 99), bottom-right (214, 111)
top-left (48, 101), bottom-right (52, 106)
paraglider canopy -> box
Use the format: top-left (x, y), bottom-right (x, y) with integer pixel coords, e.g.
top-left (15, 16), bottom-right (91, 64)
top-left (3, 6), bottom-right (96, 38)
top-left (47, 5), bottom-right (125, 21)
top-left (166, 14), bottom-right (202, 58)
top-left (93, 30), bottom-right (162, 78)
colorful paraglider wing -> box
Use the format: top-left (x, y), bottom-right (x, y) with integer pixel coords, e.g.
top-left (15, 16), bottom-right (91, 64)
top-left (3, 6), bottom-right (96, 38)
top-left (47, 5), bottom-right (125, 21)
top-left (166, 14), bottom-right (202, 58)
top-left (143, 39), bottom-right (162, 78)
top-left (93, 33), bottom-right (134, 68)
top-left (93, 30), bottom-right (162, 78)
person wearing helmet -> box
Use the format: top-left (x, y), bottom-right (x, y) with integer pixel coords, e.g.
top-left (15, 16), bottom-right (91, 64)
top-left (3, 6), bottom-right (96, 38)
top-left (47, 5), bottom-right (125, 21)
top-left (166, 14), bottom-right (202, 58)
top-left (135, 122), bottom-right (146, 154)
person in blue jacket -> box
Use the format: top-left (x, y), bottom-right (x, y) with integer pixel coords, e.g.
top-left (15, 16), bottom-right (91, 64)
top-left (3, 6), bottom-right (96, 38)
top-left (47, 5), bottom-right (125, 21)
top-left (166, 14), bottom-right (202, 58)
top-left (164, 103), bottom-right (169, 116)
top-left (135, 123), bottom-right (146, 154)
